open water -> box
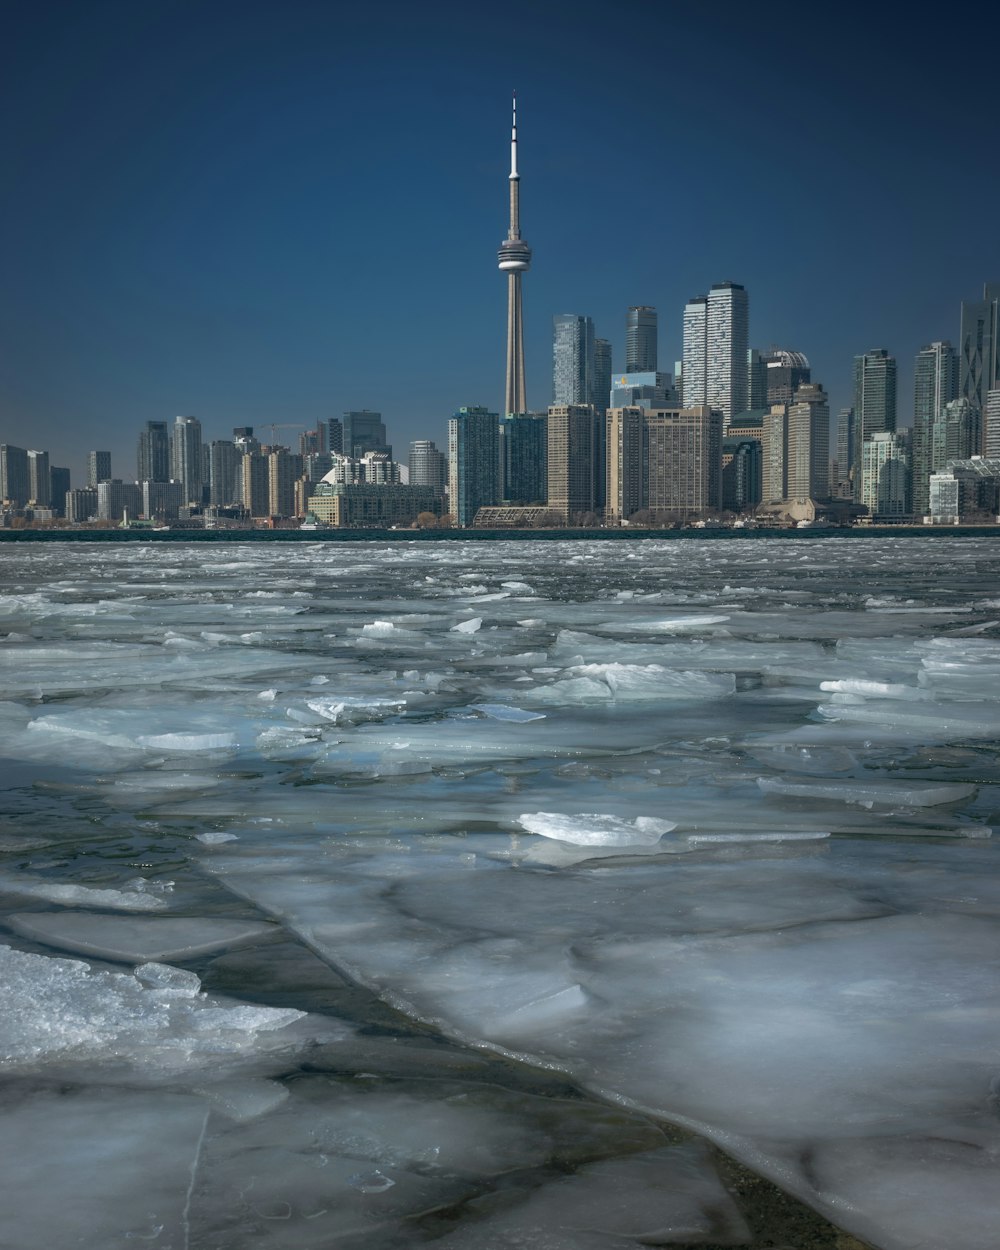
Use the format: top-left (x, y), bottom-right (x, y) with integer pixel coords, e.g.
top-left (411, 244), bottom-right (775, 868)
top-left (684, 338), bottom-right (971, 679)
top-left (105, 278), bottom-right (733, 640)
top-left (1, 536), bottom-right (999, 1250)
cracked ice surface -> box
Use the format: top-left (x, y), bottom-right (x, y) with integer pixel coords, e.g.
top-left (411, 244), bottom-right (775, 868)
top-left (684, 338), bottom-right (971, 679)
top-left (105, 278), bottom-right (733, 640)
top-left (2, 536), bottom-right (1000, 1249)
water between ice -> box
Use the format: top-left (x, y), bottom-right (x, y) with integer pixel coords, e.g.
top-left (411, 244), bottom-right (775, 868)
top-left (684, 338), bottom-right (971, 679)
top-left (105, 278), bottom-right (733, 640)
top-left (1, 536), bottom-right (999, 1249)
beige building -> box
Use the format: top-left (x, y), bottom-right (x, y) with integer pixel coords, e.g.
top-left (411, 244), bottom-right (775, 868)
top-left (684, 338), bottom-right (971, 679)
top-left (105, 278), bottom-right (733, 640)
top-left (268, 449), bottom-right (298, 518)
top-left (606, 405), bottom-right (721, 522)
top-left (241, 453), bottom-right (269, 518)
top-left (307, 482), bottom-right (443, 528)
top-left (547, 404), bottom-right (595, 519)
top-left (786, 384), bottom-right (830, 501)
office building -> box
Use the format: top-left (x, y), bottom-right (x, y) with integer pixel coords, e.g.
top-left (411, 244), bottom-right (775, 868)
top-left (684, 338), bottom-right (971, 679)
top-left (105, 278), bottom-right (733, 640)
top-left (625, 307), bottom-right (657, 373)
top-left (137, 421), bottom-right (170, 483)
top-left (498, 414), bottom-right (546, 504)
top-left (342, 410), bottom-right (390, 459)
top-left (553, 314), bottom-right (595, 407)
top-left (594, 339), bottom-right (613, 412)
top-left (499, 97), bottom-right (532, 415)
top-left (763, 349), bottom-right (811, 405)
top-left (408, 440), bottom-right (448, 490)
top-left (862, 431), bottom-right (910, 517)
top-left (852, 350), bottom-right (897, 502)
top-left (171, 416), bottom-right (204, 505)
top-left (547, 404), bottom-right (595, 520)
top-left (747, 349), bottom-right (768, 409)
top-left (27, 450), bottom-right (51, 507)
top-left (959, 284), bottom-right (1000, 442)
top-left (786, 384), bottom-right (830, 500)
top-left (912, 342), bottom-right (958, 517)
top-left (448, 406), bottom-right (499, 526)
top-left (87, 450), bottom-right (111, 488)
top-left (609, 372), bottom-right (677, 410)
top-left (931, 398), bottom-right (979, 469)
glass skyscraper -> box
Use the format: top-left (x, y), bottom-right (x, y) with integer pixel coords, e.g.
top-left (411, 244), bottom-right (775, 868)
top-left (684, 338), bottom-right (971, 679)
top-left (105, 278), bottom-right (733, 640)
top-left (552, 314), bottom-right (595, 407)
top-left (912, 342), bottom-right (958, 518)
top-left (625, 306), bottom-right (657, 373)
top-left (448, 406), bottom-right (499, 527)
top-left (853, 350), bottom-right (897, 505)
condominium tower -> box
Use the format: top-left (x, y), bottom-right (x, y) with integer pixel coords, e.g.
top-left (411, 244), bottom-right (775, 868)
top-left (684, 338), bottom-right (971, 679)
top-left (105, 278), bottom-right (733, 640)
top-left (625, 307), bottom-right (657, 372)
top-left (682, 283), bottom-right (749, 426)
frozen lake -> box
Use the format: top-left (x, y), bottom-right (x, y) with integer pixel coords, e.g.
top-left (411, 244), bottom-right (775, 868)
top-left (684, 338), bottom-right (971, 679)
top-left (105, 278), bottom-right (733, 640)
top-left (1, 536), bottom-right (999, 1250)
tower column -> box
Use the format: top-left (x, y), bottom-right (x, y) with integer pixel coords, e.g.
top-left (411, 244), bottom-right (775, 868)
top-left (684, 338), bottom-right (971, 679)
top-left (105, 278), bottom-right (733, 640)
top-left (498, 96), bottom-right (531, 416)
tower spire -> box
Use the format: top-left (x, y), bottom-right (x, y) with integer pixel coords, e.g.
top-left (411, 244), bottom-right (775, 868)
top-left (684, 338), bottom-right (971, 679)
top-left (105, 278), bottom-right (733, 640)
top-left (498, 97), bottom-right (531, 415)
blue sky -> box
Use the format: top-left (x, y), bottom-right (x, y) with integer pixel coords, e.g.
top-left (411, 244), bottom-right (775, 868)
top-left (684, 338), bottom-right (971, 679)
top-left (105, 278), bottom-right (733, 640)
top-left (2, 0), bottom-right (998, 482)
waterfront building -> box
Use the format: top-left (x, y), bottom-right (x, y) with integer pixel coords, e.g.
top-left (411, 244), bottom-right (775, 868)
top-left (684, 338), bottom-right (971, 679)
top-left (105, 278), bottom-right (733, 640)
top-left (66, 488), bottom-right (97, 523)
top-left (853, 350), bottom-right (897, 502)
top-left (0, 445), bottom-right (29, 507)
top-left (499, 414), bottom-right (547, 503)
top-left (141, 480), bottom-right (184, 521)
top-left (606, 405), bottom-right (721, 522)
top-left (448, 406), bottom-right (499, 527)
top-left (722, 437), bottom-right (762, 512)
top-left (912, 342), bottom-right (958, 517)
top-left (862, 430), bottom-right (910, 518)
top-left (50, 467), bottom-right (70, 516)
top-left (308, 482), bottom-right (443, 528)
top-left (241, 453), bottom-right (270, 518)
top-left (209, 440), bottom-right (242, 507)
top-left (499, 97), bottom-right (532, 416)
top-left (97, 479), bottom-right (142, 522)
top-left (27, 449), bottom-right (51, 507)
top-left (625, 307), bottom-right (657, 373)
top-left (137, 421), bottom-right (170, 483)
top-left (268, 448), bottom-right (301, 518)
top-left (547, 404), bottom-right (595, 520)
top-left (87, 450), bottom-right (111, 488)
top-left (929, 458), bottom-right (1000, 523)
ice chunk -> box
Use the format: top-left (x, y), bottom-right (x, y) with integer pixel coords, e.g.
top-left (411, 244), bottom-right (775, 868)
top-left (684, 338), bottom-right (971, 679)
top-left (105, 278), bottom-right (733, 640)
top-left (8, 913), bottom-right (275, 962)
top-left (135, 731), bottom-right (238, 751)
top-left (518, 812), bottom-right (676, 846)
top-left (819, 678), bottom-right (925, 700)
top-left (361, 620), bottom-right (396, 635)
top-left (196, 831), bottom-right (239, 844)
top-left (451, 616), bottom-right (483, 634)
top-left (530, 663), bottom-right (735, 703)
top-left (757, 776), bottom-right (975, 807)
top-left (0, 871), bottom-right (167, 911)
top-left (469, 704), bottom-right (546, 722)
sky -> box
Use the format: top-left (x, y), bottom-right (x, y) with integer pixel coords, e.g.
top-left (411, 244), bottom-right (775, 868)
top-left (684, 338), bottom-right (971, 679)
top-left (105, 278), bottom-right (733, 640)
top-left (2, 0), bottom-right (998, 484)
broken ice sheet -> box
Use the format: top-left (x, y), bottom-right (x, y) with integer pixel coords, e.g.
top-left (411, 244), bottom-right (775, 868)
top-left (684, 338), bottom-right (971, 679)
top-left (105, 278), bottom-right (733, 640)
top-left (517, 812), bottom-right (676, 847)
top-left (7, 912), bottom-right (276, 963)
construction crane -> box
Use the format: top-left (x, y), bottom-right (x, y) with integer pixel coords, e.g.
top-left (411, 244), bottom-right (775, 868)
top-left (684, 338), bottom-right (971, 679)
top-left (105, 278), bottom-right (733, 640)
top-left (262, 423), bottom-right (305, 448)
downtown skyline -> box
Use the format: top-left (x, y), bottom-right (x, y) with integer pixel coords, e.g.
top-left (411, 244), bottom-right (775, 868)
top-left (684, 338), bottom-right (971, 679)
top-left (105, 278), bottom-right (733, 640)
top-left (2, 0), bottom-right (999, 484)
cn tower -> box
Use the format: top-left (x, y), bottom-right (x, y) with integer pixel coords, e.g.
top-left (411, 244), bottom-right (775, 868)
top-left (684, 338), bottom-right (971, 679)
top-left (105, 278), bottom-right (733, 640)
top-left (498, 96), bottom-right (531, 416)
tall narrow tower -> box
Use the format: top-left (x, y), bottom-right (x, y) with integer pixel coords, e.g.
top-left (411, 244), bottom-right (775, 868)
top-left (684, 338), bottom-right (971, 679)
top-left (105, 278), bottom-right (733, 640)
top-left (498, 97), bottom-right (531, 416)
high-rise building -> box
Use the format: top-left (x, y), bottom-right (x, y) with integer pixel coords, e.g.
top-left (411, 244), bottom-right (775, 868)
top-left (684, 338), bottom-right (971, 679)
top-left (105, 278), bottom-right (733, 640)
top-left (142, 481), bottom-right (184, 521)
top-left (96, 480), bottom-right (141, 521)
top-left (609, 372), bottom-right (677, 410)
top-left (299, 425), bottom-right (325, 457)
top-left (625, 307), bottom-right (657, 373)
top-left (683, 284), bottom-right (750, 426)
top-left (171, 416), bottom-right (204, 505)
top-left (862, 431), bottom-right (910, 517)
top-left (747, 349), bottom-right (768, 409)
top-left (66, 489), bottom-right (97, 524)
top-left (835, 408), bottom-right (855, 498)
top-left (959, 283), bottom-right (1000, 443)
top-left (786, 384), bottom-right (830, 501)
top-left (241, 453), bottom-right (270, 518)
top-left (27, 450), bottom-right (51, 507)
top-left (50, 467), bottom-right (70, 517)
top-left (499, 97), bottom-right (532, 416)
top-left (913, 342), bottom-right (959, 517)
top-left (547, 404), bottom-right (594, 520)
top-left (763, 405), bottom-right (789, 503)
top-left (852, 350), bottom-right (897, 502)
top-left (763, 349), bottom-right (811, 406)
top-left (342, 411), bottom-right (390, 459)
top-left (1, 445), bottom-right (30, 507)
top-left (327, 417), bottom-right (344, 456)
top-left (499, 414), bottom-right (547, 504)
top-left (931, 398), bottom-right (979, 469)
top-left (553, 314), bottom-right (595, 407)
top-left (593, 338), bottom-right (612, 512)
top-left (408, 440), bottom-right (448, 490)
top-left (606, 406), bottom-right (721, 522)
top-left (137, 421), bottom-right (170, 483)
top-left (209, 440), bottom-right (242, 507)
top-left (681, 297), bottom-right (707, 407)
top-left (448, 406), bottom-right (499, 527)
top-left (722, 438), bottom-right (762, 512)
top-left (87, 450), bottom-right (111, 488)
top-left (268, 449), bottom-right (300, 518)
top-left (706, 282), bottom-right (749, 427)
top-left (986, 389), bottom-right (1000, 460)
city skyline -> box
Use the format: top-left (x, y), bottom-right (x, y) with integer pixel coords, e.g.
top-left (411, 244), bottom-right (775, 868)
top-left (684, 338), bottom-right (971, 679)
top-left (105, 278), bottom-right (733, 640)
top-left (2, 0), bottom-right (999, 484)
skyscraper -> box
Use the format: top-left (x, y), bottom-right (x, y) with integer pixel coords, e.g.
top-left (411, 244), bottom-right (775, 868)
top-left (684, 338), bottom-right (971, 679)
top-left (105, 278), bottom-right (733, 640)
top-left (547, 404), bottom-right (594, 520)
top-left (209, 440), bottom-right (242, 507)
top-left (835, 408), bottom-right (855, 498)
top-left (912, 342), bottom-right (958, 517)
top-left (593, 338), bottom-right (612, 512)
top-left (959, 283), bottom-right (1000, 443)
top-left (853, 349), bottom-right (897, 503)
top-left (499, 414), bottom-right (547, 503)
top-left (171, 416), bottom-right (204, 506)
top-left (498, 97), bottom-right (531, 416)
top-left (606, 406), bottom-right (721, 522)
top-left (137, 421), bottom-right (170, 483)
top-left (625, 307), bottom-right (657, 373)
top-left (763, 349), bottom-right (811, 406)
top-left (448, 406), bottom-right (499, 527)
top-left (683, 285), bottom-right (749, 427)
top-left (87, 450), bottom-right (111, 488)
top-left (408, 440), bottom-right (448, 490)
top-left (552, 314), bottom-right (595, 406)
top-left (342, 411), bottom-right (389, 459)
top-left (27, 449), bottom-right (51, 507)
top-left (786, 384), bottom-right (830, 501)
